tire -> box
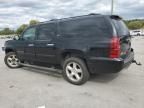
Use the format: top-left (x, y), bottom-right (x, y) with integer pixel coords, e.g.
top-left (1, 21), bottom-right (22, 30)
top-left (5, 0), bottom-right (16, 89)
top-left (4, 52), bottom-right (22, 68)
top-left (63, 57), bottom-right (90, 85)
top-left (137, 33), bottom-right (140, 36)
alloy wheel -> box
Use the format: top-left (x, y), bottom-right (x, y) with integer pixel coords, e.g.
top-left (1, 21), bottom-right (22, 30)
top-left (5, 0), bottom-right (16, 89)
top-left (7, 54), bottom-right (20, 68)
top-left (65, 62), bottom-right (83, 82)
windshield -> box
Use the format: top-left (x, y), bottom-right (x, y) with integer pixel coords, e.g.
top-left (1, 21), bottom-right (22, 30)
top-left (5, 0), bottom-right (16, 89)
top-left (112, 19), bottom-right (129, 36)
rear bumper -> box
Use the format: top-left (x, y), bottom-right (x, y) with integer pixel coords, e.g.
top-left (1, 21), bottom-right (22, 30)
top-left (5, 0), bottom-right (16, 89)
top-left (87, 49), bottom-right (134, 73)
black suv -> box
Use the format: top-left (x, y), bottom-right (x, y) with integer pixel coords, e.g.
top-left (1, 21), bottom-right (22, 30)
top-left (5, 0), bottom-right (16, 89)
top-left (2, 14), bottom-right (134, 85)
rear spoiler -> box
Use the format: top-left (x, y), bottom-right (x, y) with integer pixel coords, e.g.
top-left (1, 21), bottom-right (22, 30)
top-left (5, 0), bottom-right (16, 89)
top-left (110, 15), bottom-right (122, 20)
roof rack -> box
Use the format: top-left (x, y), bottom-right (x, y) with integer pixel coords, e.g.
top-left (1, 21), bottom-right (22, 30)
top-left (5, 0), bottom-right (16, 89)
top-left (39, 13), bottom-right (102, 24)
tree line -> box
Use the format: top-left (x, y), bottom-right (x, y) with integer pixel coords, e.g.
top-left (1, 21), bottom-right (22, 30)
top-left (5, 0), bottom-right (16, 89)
top-left (0, 20), bottom-right (39, 35)
top-left (125, 19), bottom-right (144, 30)
top-left (0, 19), bottom-right (144, 35)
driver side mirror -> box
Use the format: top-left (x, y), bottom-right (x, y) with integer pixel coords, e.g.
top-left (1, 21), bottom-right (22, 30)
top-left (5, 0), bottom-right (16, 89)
top-left (13, 35), bottom-right (22, 40)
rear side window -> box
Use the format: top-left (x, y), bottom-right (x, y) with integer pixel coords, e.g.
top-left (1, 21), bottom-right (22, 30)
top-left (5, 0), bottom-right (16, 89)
top-left (59, 16), bottom-right (112, 38)
top-left (112, 20), bottom-right (129, 36)
top-left (37, 23), bottom-right (56, 40)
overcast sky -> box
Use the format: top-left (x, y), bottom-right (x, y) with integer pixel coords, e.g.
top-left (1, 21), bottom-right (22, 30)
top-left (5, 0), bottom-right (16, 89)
top-left (0, 0), bottom-right (144, 29)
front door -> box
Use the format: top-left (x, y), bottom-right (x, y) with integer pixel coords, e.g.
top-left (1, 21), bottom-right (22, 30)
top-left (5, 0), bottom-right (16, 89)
top-left (22, 26), bottom-right (36, 61)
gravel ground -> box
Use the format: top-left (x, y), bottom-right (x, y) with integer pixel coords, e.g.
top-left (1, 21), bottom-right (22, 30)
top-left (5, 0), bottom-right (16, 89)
top-left (0, 37), bottom-right (144, 108)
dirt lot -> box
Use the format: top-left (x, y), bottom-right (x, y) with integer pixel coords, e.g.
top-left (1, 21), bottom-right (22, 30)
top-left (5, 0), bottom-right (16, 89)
top-left (0, 37), bottom-right (144, 108)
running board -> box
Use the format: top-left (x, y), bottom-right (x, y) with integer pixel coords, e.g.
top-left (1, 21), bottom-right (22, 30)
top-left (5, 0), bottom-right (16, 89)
top-left (20, 63), bottom-right (62, 73)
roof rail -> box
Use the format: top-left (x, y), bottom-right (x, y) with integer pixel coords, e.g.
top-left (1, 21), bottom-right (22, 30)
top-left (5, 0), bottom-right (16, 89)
top-left (50, 19), bottom-right (57, 21)
top-left (88, 13), bottom-right (100, 15)
top-left (39, 19), bottom-right (57, 24)
top-left (59, 13), bottom-right (101, 21)
top-left (39, 13), bottom-right (102, 24)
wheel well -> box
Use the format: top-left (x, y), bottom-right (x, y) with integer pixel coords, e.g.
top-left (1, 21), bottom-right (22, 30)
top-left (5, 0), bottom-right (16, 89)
top-left (5, 48), bottom-right (14, 54)
top-left (61, 52), bottom-right (87, 64)
top-left (61, 52), bottom-right (90, 72)
top-left (61, 52), bottom-right (71, 60)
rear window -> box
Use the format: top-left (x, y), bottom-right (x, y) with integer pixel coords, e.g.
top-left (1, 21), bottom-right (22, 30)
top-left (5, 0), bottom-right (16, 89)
top-left (112, 19), bottom-right (129, 36)
top-left (59, 16), bottom-right (112, 38)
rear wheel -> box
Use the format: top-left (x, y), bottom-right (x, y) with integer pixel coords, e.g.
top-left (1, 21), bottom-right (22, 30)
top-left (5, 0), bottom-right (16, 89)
top-left (4, 52), bottom-right (22, 68)
top-left (63, 57), bottom-right (90, 85)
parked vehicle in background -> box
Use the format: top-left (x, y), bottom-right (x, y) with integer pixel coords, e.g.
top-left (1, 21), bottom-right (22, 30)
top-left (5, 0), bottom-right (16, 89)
top-left (2, 14), bottom-right (134, 85)
top-left (0, 35), bottom-right (16, 39)
top-left (0, 36), bottom-right (7, 39)
top-left (130, 29), bottom-right (144, 36)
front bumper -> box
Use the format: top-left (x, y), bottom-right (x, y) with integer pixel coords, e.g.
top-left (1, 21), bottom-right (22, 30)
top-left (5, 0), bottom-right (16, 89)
top-left (87, 49), bottom-right (134, 73)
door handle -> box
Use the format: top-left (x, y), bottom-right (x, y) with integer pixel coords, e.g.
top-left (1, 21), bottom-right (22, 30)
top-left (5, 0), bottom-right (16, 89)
top-left (28, 44), bottom-right (34, 47)
top-left (46, 43), bottom-right (55, 47)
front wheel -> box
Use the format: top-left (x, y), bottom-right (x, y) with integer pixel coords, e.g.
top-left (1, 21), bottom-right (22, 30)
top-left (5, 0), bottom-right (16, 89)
top-left (63, 57), bottom-right (90, 85)
top-left (4, 52), bottom-right (22, 68)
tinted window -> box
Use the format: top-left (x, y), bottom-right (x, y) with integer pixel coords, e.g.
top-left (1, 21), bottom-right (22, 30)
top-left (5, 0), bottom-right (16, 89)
top-left (112, 19), bottom-right (129, 36)
top-left (59, 16), bottom-right (111, 38)
top-left (23, 27), bottom-right (36, 40)
top-left (37, 23), bottom-right (56, 40)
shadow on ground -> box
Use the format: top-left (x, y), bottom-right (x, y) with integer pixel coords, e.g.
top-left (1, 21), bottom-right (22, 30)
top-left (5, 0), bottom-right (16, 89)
top-left (22, 66), bottom-right (62, 78)
top-left (21, 66), bottom-right (119, 83)
top-left (90, 73), bottom-right (119, 83)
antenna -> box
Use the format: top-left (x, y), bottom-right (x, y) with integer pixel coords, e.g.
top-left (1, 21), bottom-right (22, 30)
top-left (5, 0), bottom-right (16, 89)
top-left (111, 0), bottom-right (114, 15)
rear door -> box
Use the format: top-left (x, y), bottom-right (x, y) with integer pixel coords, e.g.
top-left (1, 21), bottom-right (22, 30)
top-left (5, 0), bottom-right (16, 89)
top-left (35, 23), bottom-right (57, 64)
top-left (112, 18), bottom-right (131, 59)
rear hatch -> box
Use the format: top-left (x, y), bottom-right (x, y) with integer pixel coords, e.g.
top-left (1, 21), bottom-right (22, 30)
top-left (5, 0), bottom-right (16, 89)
top-left (111, 16), bottom-right (131, 59)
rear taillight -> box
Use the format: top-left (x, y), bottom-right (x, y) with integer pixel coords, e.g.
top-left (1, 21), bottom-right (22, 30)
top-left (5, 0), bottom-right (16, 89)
top-left (109, 37), bottom-right (120, 58)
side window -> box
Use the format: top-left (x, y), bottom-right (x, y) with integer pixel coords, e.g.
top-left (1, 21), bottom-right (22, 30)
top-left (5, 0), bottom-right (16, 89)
top-left (59, 16), bottom-right (111, 38)
top-left (23, 27), bottom-right (36, 40)
top-left (37, 23), bottom-right (56, 40)
top-left (112, 19), bottom-right (129, 36)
